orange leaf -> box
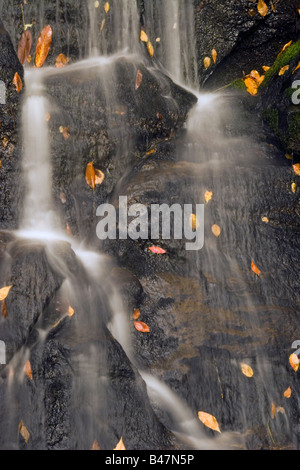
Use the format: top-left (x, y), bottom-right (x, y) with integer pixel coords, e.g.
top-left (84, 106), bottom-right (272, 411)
top-left (261, 217), bottom-right (269, 223)
top-left (19, 421), bottom-right (30, 443)
top-left (241, 363), bottom-right (254, 378)
top-left (251, 261), bottom-right (261, 277)
top-left (0, 286), bottom-right (12, 301)
top-left (133, 308), bottom-right (141, 321)
top-left (134, 321), bottom-right (150, 333)
top-left (190, 214), bottom-right (200, 230)
top-left (114, 437), bottom-right (126, 450)
top-left (24, 360), bottom-right (33, 380)
top-left (147, 41), bottom-right (154, 58)
top-left (91, 440), bottom-right (101, 450)
top-left (104, 2), bottom-right (110, 14)
top-left (204, 57), bottom-right (211, 69)
top-left (198, 412), bottom-right (221, 433)
top-left (56, 53), bottom-right (70, 68)
top-left (211, 49), bottom-right (217, 64)
top-left (59, 126), bottom-right (70, 140)
top-left (262, 65), bottom-right (270, 72)
top-left (271, 403), bottom-right (276, 419)
top-left (257, 0), bottom-right (268, 17)
top-left (204, 191), bottom-right (213, 204)
top-left (85, 162), bottom-right (96, 190)
top-left (293, 163), bottom-right (300, 176)
top-left (135, 69), bottom-right (143, 90)
top-left (13, 72), bottom-right (23, 93)
top-left (278, 65), bottom-right (289, 76)
top-left (293, 61), bottom-right (300, 73)
top-left (244, 77), bottom-right (258, 96)
top-left (17, 30), bottom-right (33, 65)
top-left (284, 387), bottom-right (292, 399)
top-left (68, 306), bottom-right (75, 317)
top-left (1, 300), bottom-right (8, 318)
top-left (140, 30), bottom-right (148, 43)
top-left (289, 353), bottom-right (299, 372)
top-left (35, 25), bottom-right (52, 68)
top-left (95, 168), bottom-right (105, 185)
top-left (212, 224), bottom-right (221, 238)
top-left (278, 41), bottom-right (293, 57)
top-left (148, 246), bottom-right (167, 254)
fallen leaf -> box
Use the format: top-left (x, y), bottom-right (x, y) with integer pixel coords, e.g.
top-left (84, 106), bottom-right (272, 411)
top-left (13, 72), bottom-right (23, 93)
top-left (291, 183), bottom-right (297, 193)
top-left (95, 169), bottom-right (105, 185)
top-left (66, 223), bottom-right (72, 236)
top-left (59, 126), bottom-right (70, 140)
top-left (271, 402), bottom-right (276, 419)
top-left (198, 412), bottom-right (221, 433)
top-left (17, 30), bottom-right (33, 65)
top-left (293, 163), bottom-right (300, 175)
top-left (278, 41), bottom-right (293, 57)
top-left (146, 149), bottom-right (155, 155)
top-left (204, 191), bottom-right (213, 204)
top-left (94, 1), bottom-right (100, 7)
top-left (134, 321), bottom-right (150, 333)
top-left (85, 162), bottom-right (96, 190)
top-left (190, 214), bottom-right (200, 230)
top-left (100, 19), bottom-right (105, 31)
top-left (56, 53), bottom-right (70, 68)
top-left (147, 41), bottom-right (154, 58)
top-left (68, 306), bottom-right (75, 317)
top-left (261, 217), bottom-right (269, 223)
top-left (156, 37), bottom-right (161, 42)
top-left (148, 246), bottom-right (167, 254)
top-left (257, 0), bottom-right (268, 17)
top-left (35, 25), bottom-right (53, 68)
top-left (140, 30), bottom-right (148, 43)
top-left (262, 65), bottom-right (270, 72)
top-left (278, 65), bottom-right (289, 76)
top-left (204, 57), bottom-right (211, 69)
top-left (285, 154), bottom-right (292, 160)
top-left (135, 69), bottom-right (143, 90)
top-left (212, 224), bottom-right (221, 238)
top-left (270, 0), bottom-right (276, 13)
top-left (24, 360), bottom-right (33, 380)
top-left (0, 286), bottom-right (12, 301)
top-left (1, 300), bottom-right (8, 318)
top-left (289, 353), bottom-right (299, 372)
top-left (284, 387), bottom-right (292, 398)
top-left (293, 61), bottom-right (300, 73)
top-left (19, 421), bottom-right (30, 443)
top-left (244, 77), bottom-right (259, 96)
top-left (211, 49), bottom-right (217, 64)
top-left (133, 308), bottom-right (141, 321)
top-left (60, 192), bottom-right (67, 204)
top-left (104, 2), bottom-right (110, 13)
top-left (251, 261), bottom-right (261, 277)
top-left (241, 363), bottom-right (254, 378)
top-left (276, 406), bottom-right (285, 415)
top-left (114, 437), bottom-right (126, 450)
top-left (91, 440), bottom-right (101, 450)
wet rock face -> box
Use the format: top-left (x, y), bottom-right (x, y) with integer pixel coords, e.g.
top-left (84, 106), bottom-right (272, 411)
top-left (194, 0), bottom-right (299, 88)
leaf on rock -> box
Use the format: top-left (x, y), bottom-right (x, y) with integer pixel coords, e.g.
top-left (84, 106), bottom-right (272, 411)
top-left (35, 25), bottom-right (52, 68)
top-left (257, 0), bottom-right (268, 17)
top-left (56, 53), bottom-right (70, 68)
top-left (104, 2), bottom-right (110, 13)
top-left (293, 61), bottom-right (300, 73)
top-left (278, 65), bottom-right (289, 76)
top-left (0, 286), bottom-right (12, 301)
top-left (205, 191), bottom-right (213, 204)
top-left (135, 69), bottom-right (143, 90)
top-left (114, 437), bottom-right (126, 450)
top-left (293, 163), bottom-right (300, 175)
top-left (91, 440), bottom-right (101, 450)
top-left (197, 412), bottom-right (221, 433)
top-left (261, 217), bottom-right (269, 223)
top-left (251, 261), bottom-right (261, 277)
top-left (147, 41), bottom-right (154, 58)
top-left (278, 41), bottom-right (293, 57)
top-left (291, 183), bottom-right (297, 193)
top-left (59, 126), bottom-right (70, 140)
top-left (1, 300), bottom-right (8, 318)
top-left (24, 360), bottom-right (33, 380)
top-left (244, 77), bottom-right (258, 96)
top-left (289, 353), bottom-right (299, 372)
top-left (148, 246), bottom-right (167, 254)
top-left (134, 321), bottom-right (150, 333)
top-left (211, 49), bottom-right (217, 64)
top-left (133, 308), bottom-right (141, 321)
top-left (19, 421), bottom-right (30, 443)
top-left (284, 387), bottom-right (292, 399)
top-left (241, 363), bottom-right (254, 378)
top-left (204, 57), bottom-right (211, 69)
top-left (262, 65), bottom-right (270, 72)
top-left (212, 224), bottom-right (221, 238)
top-left (140, 30), bottom-right (148, 43)
top-left (85, 162), bottom-right (96, 190)
top-left (13, 73), bottom-right (23, 93)
top-left (95, 169), bottom-right (105, 185)
top-left (17, 30), bottom-right (33, 65)
top-left (271, 402), bottom-right (276, 419)
top-left (68, 306), bottom-right (75, 317)
top-left (190, 214), bottom-right (200, 230)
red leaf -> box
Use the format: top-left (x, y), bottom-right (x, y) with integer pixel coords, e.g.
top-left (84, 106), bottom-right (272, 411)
top-left (134, 321), bottom-right (150, 333)
top-left (148, 246), bottom-right (167, 254)
top-left (13, 72), bottom-right (23, 93)
top-left (35, 25), bottom-right (52, 68)
top-left (17, 30), bottom-right (33, 65)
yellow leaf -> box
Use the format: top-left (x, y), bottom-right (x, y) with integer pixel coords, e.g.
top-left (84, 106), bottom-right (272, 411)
top-left (293, 163), bottom-right (300, 175)
top-left (140, 30), bottom-right (148, 43)
top-left (204, 57), bottom-right (211, 69)
top-left (147, 41), bottom-right (154, 58)
top-left (285, 154), bottom-right (292, 160)
top-left (211, 49), bottom-right (217, 64)
top-left (270, 0), bottom-right (276, 13)
top-left (241, 363), bottom-right (254, 378)
top-left (293, 61), bottom-right (300, 73)
top-left (100, 19), bottom-right (105, 31)
top-left (24, 360), bottom-right (33, 380)
top-left (104, 2), bottom-right (110, 13)
top-left (244, 77), bottom-right (258, 96)
top-left (278, 65), bottom-right (289, 76)
top-left (0, 286), bottom-right (12, 301)
top-left (114, 437), bottom-right (126, 450)
top-left (91, 440), bottom-right (101, 450)
top-left (291, 183), bottom-right (297, 193)
top-left (68, 306), bottom-right (75, 317)
top-left (261, 217), bottom-right (269, 223)
top-left (204, 191), bottom-right (213, 204)
top-left (19, 421), bottom-right (30, 443)
top-left (257, 0), bottom-right (268, 17)
top-left (289, 353), bottom-right (299, 372)
top-left (198, 412), bottom-right (221, 433)
top-left (278, 41), bottom-right (293, 57)
top-left (262, 65), bottom-right (270, 72)
top-left (211, 224), bottom-right (221, 238)
top-left (95, 169), bottom-right (105, 185)
top-left (284, 387), bottom-right (292, 398)
top-left (190, 214), bottom-right (200, 230)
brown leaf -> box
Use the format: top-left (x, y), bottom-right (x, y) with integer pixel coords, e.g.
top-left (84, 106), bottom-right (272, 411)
top-left (0, 286), bottom-right (12, 301)
top-left (212, 224), bottom-right (221, 238)
top-left (251, 261), bottom-right (261, 277)
top-left (293, 163), bottom-right (300, 176)
top-left (147, 41), bottom-right (154, 58)
top-left (134, 321), bottom-right (150, 333)
top-left (13, 72), bottom-right (23, 93)
top-left (24, 360), bottom-right (33, 380)
top-left (198, 412), bottom-right (221, 433)
top-left (132, 308), bottom-right (141, 321)
top-left (284, 387), bottom-right (292, 399)
top-left (35, 25), bottom-right (52, 68)
top-left (1, 300), bottom-right (8, 318)
top-left (19, 421), bottom-right (30, 443)
top-left (17, 30), bottom-right (33, 65)
top-left (91, 440), bottom-right (101, 450)
top-left (135, 69), bottom-right (143, 90)
top-left (289, 353), bottom-right (299, 372)
top-left (56, 53), bottom-right (70, 68)
top-left (257, 0), bottom-right (268, 17)
top-left (241, 363), bottom-right (254, 378)
top-left (114, 437), bottom-right (126, 450)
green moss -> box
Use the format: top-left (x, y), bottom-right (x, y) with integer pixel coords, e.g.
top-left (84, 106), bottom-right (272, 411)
top-left (262, 108), bottom-right (279, 134)
top-left (287, 112), bottom-right (300, 150)
top-left (228, 78), bottom-right (247, 92)
top-left (260, 40), bottom-right (300, 89)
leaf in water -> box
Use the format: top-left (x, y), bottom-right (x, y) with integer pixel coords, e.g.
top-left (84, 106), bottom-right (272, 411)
top-left (91, 440), bottom-right (101, 450)
top-left (257, 0), bottom-right (268, 17)
top-left (204, 191), bottom-right (213, 204)
top-left (241, 363), bottom-right (254, 378)
top-left (0, 286), bottom-right (12, 301)
top-left (85, 162), bottom-right (96, 190)
top-left (278, 65), bottom-right (289, 76)
top-left (204, 57), bottom-right (211, 69)
top-left (291, 183), bottom-right (297, 193)
top-left (198, 412), bottom-right (221, 433)
top-left (114, 437), bottom-right (126, 450)
top-left (17, 30), bottom-right (33, 65)
top-left (35, 25), bottom-right (52, 68)
top-left (284, 387), bottom-right (292, 398)
top-left (24, 360), bottom-right (33, 380)
top-left (134, 321), bottom-right (150, 333)
top-left (133, 308), bottom-right (141, 321)
top-left (148, 246), bottom-right (167, 254)
top-left (140, 30), bottom-right (148, 43)
top-left (147, 41), bottom-right (154, 58)
top-left (2, 300), bottom-right (8, 318)
top-left (135, 69), bottom-right (143, 90)
top-left (212, 224), bottom-right (221, 238)
top-left (56, 53), bottom-right (70, 68)
top-left (19, 421), bottom-right (30, 443)
top-left (104, 2), bottom-right (110, 13)
top-left (289, 353), bottom-right (299, 372)
top-left (190, 214), bottom-right (200, 230)
top-left (261, 217), bottom-right (269, 223)
top-left (251, 261), bottom-right (261, 277)
top-left (13, 72), bottom-right (23, 93)
top-left (211, 49), bottom-right (217, 64)
top-left (68, 306), bottom-right (75, 317)
top-left (293, 163), bottom-right (300, 175)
